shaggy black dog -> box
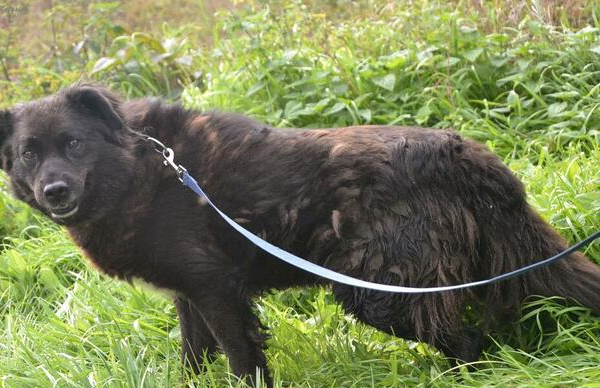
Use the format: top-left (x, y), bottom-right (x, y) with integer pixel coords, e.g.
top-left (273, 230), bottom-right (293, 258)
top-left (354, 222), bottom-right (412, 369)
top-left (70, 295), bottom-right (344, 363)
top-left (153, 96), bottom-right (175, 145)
top-left (2, 84), bottom-right (600, 386)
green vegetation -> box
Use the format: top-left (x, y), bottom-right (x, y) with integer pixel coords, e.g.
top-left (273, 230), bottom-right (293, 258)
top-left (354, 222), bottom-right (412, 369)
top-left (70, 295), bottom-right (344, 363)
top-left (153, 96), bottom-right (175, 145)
top-left (3, 1), bottom-right (600, 387)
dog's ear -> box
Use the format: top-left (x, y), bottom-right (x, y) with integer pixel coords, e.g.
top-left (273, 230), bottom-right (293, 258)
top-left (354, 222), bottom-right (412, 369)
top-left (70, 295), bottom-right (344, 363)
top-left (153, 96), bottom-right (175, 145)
top-left (65, 85), bottom-right (124, 131)
top-left (0, 109), bottom-right (11, 143)
top-left (0, 109), bottom-right (14, 171)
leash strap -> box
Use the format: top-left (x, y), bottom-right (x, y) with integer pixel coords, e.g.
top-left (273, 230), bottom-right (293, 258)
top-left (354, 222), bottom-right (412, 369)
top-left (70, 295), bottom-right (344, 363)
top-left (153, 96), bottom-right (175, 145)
top-left (137, 131), bottom-right (600, 294)
top-left (181, 170), bottom-right (600, 294)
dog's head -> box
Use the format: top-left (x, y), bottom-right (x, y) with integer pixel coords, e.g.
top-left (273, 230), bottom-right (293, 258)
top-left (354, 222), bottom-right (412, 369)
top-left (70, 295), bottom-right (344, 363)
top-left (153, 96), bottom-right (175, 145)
top-left (0, 84), bottom-right (136, 225)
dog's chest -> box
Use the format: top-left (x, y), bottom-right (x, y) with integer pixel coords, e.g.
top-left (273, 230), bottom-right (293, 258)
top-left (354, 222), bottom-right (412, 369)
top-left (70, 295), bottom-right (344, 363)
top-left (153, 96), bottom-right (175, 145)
top-left (76, 240), bottom-right (179, 297)
top-left (68, 227), bottom-right (146, 280)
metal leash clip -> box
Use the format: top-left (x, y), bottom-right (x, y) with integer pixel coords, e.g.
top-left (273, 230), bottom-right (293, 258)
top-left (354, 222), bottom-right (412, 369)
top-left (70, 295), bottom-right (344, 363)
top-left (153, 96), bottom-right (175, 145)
top-left (146, 136), bottom-right (187, 182)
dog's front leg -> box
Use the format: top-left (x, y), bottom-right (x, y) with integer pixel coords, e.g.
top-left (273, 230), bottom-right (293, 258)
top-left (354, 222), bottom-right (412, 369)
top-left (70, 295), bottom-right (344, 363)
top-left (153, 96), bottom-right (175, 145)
top-left (189, 289), bottom-right (271, 387)
top-left (175, 296), bottom-right (218, 374)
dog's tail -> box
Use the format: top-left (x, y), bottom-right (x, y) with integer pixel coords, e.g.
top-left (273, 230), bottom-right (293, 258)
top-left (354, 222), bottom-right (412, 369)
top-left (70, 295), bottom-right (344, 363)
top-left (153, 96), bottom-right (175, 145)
top-left (480, 204), bottom-right (600, 320)
top-left (461, 140), bottom-right (600, 320)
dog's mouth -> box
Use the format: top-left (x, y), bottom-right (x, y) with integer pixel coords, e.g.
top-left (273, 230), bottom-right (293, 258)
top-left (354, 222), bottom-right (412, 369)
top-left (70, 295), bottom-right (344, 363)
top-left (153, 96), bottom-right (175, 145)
top-left (51, 203), bottom-right (79, 219)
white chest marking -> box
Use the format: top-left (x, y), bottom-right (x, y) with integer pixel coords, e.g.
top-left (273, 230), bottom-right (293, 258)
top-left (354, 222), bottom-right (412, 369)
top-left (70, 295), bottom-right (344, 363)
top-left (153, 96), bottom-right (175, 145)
top-left (131, 277), bottom-right (178, 299)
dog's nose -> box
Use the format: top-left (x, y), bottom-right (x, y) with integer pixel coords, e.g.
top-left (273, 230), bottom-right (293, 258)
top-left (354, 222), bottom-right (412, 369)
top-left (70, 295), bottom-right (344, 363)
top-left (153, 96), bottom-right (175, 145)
top-left (43, 181), bottom-right (71, 205)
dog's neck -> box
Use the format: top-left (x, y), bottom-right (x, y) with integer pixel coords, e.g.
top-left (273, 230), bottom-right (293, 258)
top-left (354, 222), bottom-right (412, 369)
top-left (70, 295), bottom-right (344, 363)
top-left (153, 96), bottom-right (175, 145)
top-left (65, 99), bottom-right (210, 279)
top-left (66, 147), bottom-right (159, 278)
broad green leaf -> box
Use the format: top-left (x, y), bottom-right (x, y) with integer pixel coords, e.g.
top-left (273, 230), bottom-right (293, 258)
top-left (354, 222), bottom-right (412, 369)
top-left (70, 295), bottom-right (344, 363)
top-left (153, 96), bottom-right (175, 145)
top-left (415, 105), bottom-right (432, 125)
top-left (507, 90), bottom-right (520, 107)
top-left (372, 74), bottom-right (396, 92)
top-left (463, 48), bottom-right (483, 62)
top-left (324, 102), bottom-right (346, 116)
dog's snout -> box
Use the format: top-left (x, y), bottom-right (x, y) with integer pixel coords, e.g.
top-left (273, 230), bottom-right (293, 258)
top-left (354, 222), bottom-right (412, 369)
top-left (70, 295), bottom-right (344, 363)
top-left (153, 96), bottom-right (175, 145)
top-left (43, 181), bottom-right (71, 204)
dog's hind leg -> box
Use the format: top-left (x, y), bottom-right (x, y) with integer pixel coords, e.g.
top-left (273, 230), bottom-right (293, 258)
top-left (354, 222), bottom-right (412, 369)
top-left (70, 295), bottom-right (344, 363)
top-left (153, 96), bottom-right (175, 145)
top-left (175, 297), bottom-right (219, 374)
top-left (333, 285), bottom-right (485, 363)
top-left (408, 291), bottom-right (485, 363)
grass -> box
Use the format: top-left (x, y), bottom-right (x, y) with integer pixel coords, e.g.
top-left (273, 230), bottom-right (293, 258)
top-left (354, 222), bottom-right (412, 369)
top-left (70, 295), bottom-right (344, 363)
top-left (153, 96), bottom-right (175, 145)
top-left (3, 0), bottom-right (600, 387)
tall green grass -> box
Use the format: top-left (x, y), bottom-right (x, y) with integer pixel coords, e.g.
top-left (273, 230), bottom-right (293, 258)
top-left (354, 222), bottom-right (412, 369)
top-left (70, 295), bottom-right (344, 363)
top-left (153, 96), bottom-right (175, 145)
top-left (3, 1), bottom-right (600, 387)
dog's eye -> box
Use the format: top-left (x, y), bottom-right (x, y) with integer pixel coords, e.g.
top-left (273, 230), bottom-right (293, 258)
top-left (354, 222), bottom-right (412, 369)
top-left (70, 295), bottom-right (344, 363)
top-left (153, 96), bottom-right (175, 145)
top-left (69, 139), bottom-right (82, 150)
top-left (21, 150), bottom-right (36, 161)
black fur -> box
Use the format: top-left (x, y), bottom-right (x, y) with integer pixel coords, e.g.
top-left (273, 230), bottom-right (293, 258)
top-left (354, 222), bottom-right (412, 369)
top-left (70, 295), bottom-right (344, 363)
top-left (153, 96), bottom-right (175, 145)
top-left (2, 84), bottom-right (600, 386)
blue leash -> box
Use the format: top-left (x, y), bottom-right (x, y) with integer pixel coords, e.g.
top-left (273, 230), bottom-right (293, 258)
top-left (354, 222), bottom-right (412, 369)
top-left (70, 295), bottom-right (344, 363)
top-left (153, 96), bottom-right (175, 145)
top-left (145, 134), bottom-right (600, 294)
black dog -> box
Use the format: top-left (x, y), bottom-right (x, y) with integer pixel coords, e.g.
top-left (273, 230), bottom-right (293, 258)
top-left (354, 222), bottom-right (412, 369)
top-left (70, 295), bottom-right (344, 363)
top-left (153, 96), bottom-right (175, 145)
top-left (2, 84), bottom-right (600, 385)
